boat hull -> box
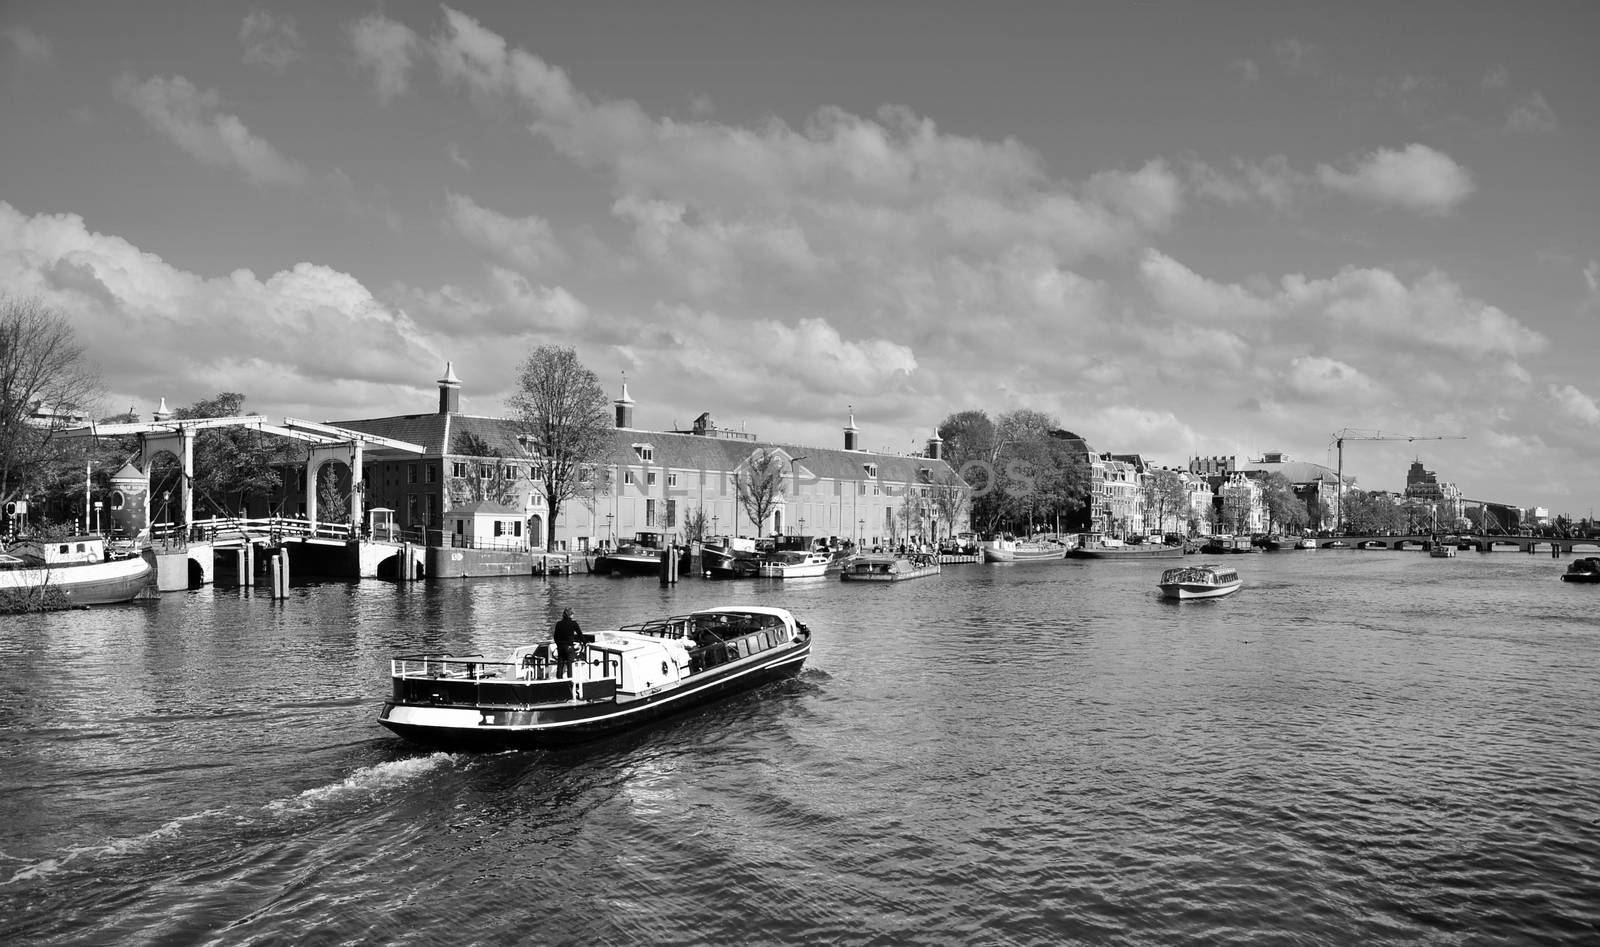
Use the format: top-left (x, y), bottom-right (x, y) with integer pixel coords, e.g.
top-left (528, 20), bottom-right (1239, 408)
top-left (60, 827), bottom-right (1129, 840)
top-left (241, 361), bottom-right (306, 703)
top-left (593, 552), bottom-right (681, 576)
top-left (1159, 581), bottom-right (1242, 600)
top-left (378, 641), bottom-right (810, 750)
top-left (981, 544), bottom-right (1067, 562)
top-left (0, 554), bottom-right (153, 607)
top-left (1071, 545), bottom-right (1184, 559)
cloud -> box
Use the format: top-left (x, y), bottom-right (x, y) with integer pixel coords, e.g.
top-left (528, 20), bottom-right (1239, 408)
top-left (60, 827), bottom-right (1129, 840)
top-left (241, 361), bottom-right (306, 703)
top-left (0, 201), bottom-right (440, 416)
top-left (1584, 261), bottom-right (1599, 297)
top-left (444, 192), bottom-right (569, 272)
top-left (1547, 384), bottom-right (1600, 427)
top-left (1271, 38), bottom-right (1318, 75)
top-left (240, 10), bottom-right (304, 73)
top-left (1506, 93), bottom-right (1559, 134)
top-left (448, 142), bottom-right (470, 169)
top-left (1315, 144), bottom-right (1474, 215)
top-left (1228, 58), bottom-right (1259, 83)
top-left (1187, 155), bottom-right (1301, 210)
top-left (347, 12), bottom-right (417, 103)
top-left (1138, 249), bottom-right (1275, 321)
top-left (1283, 355), bottom-right (1380, 400)
top-left (113, 73), bottom-right (308, 187)
top-left (3, 25), bottom-right (53, 66)
top-left (1481, 65), bottom-right (1509, 90)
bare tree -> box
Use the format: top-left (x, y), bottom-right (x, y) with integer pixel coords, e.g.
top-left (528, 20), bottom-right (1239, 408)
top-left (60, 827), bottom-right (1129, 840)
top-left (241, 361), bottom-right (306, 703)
top-left (506, 346), bottom-right (613, 550)
top-left (682, 505), bottom-right (708, 545)
top-left (734, 448), bottom-right (786, 536)
top-left (0, 296), bottom-right (103, 509)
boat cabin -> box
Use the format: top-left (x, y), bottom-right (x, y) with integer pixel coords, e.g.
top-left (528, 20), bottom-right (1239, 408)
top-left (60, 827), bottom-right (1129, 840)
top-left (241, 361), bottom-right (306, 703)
top-left (3, 534), bottom-right (108, 565)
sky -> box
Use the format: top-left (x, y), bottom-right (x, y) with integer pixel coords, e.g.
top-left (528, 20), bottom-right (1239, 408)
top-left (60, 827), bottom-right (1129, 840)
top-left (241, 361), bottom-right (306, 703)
top-left (2, 1), bottom-right (1597, 514)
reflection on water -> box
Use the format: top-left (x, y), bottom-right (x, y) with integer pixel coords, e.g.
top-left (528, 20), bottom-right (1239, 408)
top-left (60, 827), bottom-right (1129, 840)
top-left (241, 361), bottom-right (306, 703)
top-left (2, 550), bottom-right (1597, 945)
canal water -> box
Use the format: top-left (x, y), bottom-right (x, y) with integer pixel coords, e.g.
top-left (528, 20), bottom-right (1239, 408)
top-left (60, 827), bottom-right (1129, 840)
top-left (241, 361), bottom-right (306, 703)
top-left (2, 549), bottom-right (1597, 945)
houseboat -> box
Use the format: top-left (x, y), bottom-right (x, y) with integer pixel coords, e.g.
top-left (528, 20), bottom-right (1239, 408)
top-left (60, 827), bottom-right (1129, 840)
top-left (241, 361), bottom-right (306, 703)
top-left (0, 535), bottom-right (153, 609)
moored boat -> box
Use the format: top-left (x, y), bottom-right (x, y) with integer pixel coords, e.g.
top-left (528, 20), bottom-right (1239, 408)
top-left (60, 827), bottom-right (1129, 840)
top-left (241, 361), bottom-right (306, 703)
top-left (840, 552), bottom-right (941, 582)
top-left (1071, 537), bottom-right (1184, 560)
top-left (1429, 542), bottom-right (1458, 558)
top-left (1559, 557), bottom-right (1600, 583)
top-left (593, 531), bottom-right (686, 576)
top-left (378, 605), bottom-right (812, 750)
top-left (981, 535), bottom-right (1070, 562)
top-left (1295, 537), bottom-right (1319, 549)
top-left (701, 536), bottom-right (759, 578)
top-left (0, 535), bottom-right (154, 610)
top-left (1158, 563), bottom-right (1242, 600)
top-left (758, 550), bottom-right (832, 578)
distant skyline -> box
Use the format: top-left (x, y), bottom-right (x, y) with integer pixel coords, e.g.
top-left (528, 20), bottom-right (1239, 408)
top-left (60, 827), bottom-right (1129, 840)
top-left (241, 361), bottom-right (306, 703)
top-left (2, 2), bottom-right (1597, 513)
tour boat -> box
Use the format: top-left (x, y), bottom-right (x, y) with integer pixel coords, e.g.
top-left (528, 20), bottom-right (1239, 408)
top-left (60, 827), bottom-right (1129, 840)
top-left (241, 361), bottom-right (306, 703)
top-left (757, 550), bottom-right (832, 578)
top-left (1295, 537), bottom-right (1318, 549)
top-left (378, 605), bottom-right (812, 750)
top-left (1429, 542), bottom-right (1458, 558)
top-left (1158, 564), bottom-right (1243, 600)
top-left (981, 536), bottom-right (1069, 562)
top-left (840, 553), bottom-right (941, 583)
top-left (0, 535), bottom-right (154, 610)
top-left (1559, 557), bottom-right (1600, 583)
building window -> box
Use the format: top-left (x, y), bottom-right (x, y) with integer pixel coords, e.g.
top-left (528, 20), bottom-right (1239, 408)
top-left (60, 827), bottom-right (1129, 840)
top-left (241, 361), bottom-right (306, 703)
top-left (624, 471), bottom-right (636, 486)
top-left (480, 464), bottom-right (494, 479)
top-left (452, 461), bottom-right (469, 478)
top-left (407, 494), bottom-right (419, 524)
top-left (647, 472), bottom-right (658, 487)
top-left (666, 499), bottom-right (677, 527)
top-left (667, 473), bottom-right (678, 488)
top-left (646, 499), bottom-right (657, 526)
top-left (408, 464), bottom-right (418, 484)
top-left (633, 444), bottom-right (654, 461)
top-left (425, 465), bottom-right (437, 483)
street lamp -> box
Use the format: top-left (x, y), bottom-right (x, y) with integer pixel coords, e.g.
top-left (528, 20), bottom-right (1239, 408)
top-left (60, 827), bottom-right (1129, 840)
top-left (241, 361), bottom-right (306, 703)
top-left (712, 513), bottom-right (719, 538)
top-left (605, 513), bottom-right (614, 549)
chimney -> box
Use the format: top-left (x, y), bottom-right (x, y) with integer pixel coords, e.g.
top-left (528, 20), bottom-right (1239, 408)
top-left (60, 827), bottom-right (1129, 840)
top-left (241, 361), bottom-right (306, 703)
top-left (614, 375), bottom-right (634, 429)
top-left (843, 406), bottom-right (859, 451)
top-left (437, 361), bottom-right (461, 414)
top-left (926, 432), bottom-right (943, 461)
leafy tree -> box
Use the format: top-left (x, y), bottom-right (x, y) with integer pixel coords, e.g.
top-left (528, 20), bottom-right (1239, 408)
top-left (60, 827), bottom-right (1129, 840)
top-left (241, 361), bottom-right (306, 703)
top-left (734, 448), bottom-right (786, 536)
top-left (506, 346), bottom-right (613, 550)
top-left (939, 410), bottom-right (1006, 534)
top-left (1259, 472), bottom-right (1305, 535)
top-left (316, 465), bottom-right (349, 525)
top-left (174, 392), bottom-right (299, 518)
top-left (0, 296), bottom-right (103, 513)
top-left (1341, 489), bottom-right (1405, 534)
top-left (1141, 469), bottom-right (1188, 536)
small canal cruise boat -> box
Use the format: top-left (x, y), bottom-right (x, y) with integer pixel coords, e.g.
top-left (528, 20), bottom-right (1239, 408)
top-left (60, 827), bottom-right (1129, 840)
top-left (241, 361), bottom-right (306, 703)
top-left (378, 605), bottom-right (812, 750)
top-left (840, 552), bottom-right (941, 583)
top-left (1559, 557), bottom-right (1600, 583)
top-left (0, 535), bottom-right (153, 609)
top-left (1158, 563), bottom-right (1242, 600)
top-left (593, 531), bottom-right (686, 576)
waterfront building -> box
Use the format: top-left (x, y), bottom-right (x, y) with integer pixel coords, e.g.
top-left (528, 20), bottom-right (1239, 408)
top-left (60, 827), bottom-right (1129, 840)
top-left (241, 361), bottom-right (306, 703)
top-left (1404, 459), bottom-right (1465, 529)
top-left (1190, 452), bottom-right (1343, 532)
top-left (325, 365), bottom-right (968, 551)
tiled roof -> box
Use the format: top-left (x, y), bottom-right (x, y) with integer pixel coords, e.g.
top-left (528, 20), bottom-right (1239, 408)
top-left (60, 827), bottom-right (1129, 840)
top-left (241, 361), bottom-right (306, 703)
top-left (329, 411), bottom-right (959, 483)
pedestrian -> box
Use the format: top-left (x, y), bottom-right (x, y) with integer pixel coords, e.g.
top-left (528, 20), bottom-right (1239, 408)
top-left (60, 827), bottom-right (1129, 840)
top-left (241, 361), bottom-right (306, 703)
top-left (553, 606), bottom-right (583, 678)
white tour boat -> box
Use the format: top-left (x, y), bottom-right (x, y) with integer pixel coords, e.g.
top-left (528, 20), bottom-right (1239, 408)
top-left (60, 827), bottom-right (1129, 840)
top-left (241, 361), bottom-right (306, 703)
top-left (1158, 563), bottom-right (1243, 600)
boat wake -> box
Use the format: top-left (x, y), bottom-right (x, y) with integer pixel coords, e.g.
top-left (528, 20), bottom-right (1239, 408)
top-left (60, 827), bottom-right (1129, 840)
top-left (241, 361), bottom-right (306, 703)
top-left (264, 752), bottom-right (456, 816)
top-left (2, 754), bottom-right (458, 891)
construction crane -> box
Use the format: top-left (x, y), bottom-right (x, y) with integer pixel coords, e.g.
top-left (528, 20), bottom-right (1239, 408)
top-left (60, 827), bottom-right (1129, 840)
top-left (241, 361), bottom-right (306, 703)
top-left (1330, 429), bottom-right (1467, 533)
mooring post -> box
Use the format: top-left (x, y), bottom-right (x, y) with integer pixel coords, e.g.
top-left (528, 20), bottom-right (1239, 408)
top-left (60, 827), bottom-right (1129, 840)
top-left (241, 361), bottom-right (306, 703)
top-left (243, 543), bottom-right (255, 587)
top-left (659, 547), bottom-right (677, 585)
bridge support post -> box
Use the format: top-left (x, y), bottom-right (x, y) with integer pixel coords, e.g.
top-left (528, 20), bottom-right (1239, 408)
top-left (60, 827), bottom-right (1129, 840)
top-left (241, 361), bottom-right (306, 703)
top-left (268, 547), bottom-right (289, 599)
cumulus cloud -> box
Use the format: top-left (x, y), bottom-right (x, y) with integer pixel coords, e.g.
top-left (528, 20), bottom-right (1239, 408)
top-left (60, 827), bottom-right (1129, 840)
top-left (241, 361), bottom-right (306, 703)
top-left (240, 10), bottom-right (303, 73)
top-left (1138, 249), bottom-right (1275, 321)
top-left (1187, 155), bottom-right (1301, 210)
top-left (1506, 93), bottom-right (1559, 134)
top-left (445, 192), bottom-right (569, 273)
top-left (113, 73), bottom-right (308, 187)
top-left (1547, 384), bottom-right (1600, 427)
top-left (0, 201), bottom-right (440, 416)
top-left (1315, 143), bottom-right (1474, 215)
top-left (3, 25), bottom-right (53, 65)
top-left (1228, 58), bottom-right (1259, 83)
top-left (347, 12), bottom-right (417, 103)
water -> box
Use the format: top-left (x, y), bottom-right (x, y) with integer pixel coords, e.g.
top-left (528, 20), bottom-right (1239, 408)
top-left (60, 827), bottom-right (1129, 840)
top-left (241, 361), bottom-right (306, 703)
top-left (3, 550), bottom-right (1597, 945)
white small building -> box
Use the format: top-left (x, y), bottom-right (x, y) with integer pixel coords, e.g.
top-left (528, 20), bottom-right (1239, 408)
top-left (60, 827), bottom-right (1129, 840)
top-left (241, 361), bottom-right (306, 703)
top-left (443, 500), bottom-right (528, 551)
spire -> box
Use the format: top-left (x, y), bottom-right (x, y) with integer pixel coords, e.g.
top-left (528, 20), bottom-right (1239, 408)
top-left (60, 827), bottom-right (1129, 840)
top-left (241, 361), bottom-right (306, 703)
top-left (152, 397), bottom-right (171, 422)
top-left (437, 361), bottom-right (461, 414)
top-left (844, 404), bottom-right (859, 451)
top-left (614, 371), bottom-right (635, 428)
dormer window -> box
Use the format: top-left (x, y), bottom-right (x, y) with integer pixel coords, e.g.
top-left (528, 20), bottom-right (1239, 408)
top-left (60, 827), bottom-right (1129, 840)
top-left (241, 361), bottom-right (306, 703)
top-left (918, 466), bottom-right (932, 483)
top-left (862, 463), bottom-right (878, 477)
top-left (633, 443), bottom-right (654, 462)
